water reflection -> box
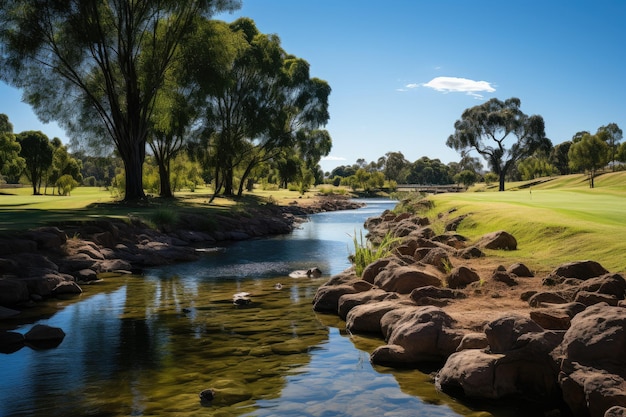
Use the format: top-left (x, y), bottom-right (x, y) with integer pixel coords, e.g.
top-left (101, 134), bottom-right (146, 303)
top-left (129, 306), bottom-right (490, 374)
top-left (0, 200), bottom-right (497, 417)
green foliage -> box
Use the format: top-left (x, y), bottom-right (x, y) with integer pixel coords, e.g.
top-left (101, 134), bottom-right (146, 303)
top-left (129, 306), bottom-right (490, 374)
top-left (16, 130), bottom-right (53, 195)
top-left (350, 230), bottom-right (401, 277)
top-left (56, 174), bottom-right (79, 196)
top-left (568, 132), bottom-right (610, 188)
top-left (446, 97), bottom-right (550, 191)
top-left (454, 170), bottom-right (478, 188)
top-left (517, 156), bottom-right (558, 180)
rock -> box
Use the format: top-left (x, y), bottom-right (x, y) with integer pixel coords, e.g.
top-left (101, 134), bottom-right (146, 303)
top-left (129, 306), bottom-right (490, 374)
top-left (456, 246), bottom-right (484, 259)
top-left (477, 230), bottom-right (517, 250)
top-left (575, 291), bottom-right (620, 307)
top-left (551, 260), bottom-right (609, 280)
top-left (370, 306), bottom-right (463, 365)
top-left (289, 267), bottom-right (322, 278)
top-left (232, 292), bottom-right (251, 306)
top-left (24, 324), bottom-right (66, 349)
top-left (346, 300), bottom-right (410, 335)
top-left (409, 285), bottom-right (466, 304)
top-left (484, 314), bottom-right (544, 353)
top-left (374, 265), bottom-right (442, 294)
top-left (312, 276), bottom-right (373, 313)
top-left (337, 289), bottom-right (395, 319)
top-left (0, 330), bottom-right (25, 354)
top-left (25, 227), bottom-right (67, 251)
top-left (0, 278), bottom-right (30, 306)
top-left (199, 388), bottom-right (215, 405)
top-left (530, 302), bottom-right (586, 330)
top-left (577, 273), bottom-right (626, 300)
top-left (456, 332), bottom-right (489, 351)
top-left (437, 325), bottom-right (563, 402)
top-left (507, 262), bottom-right (534, 277)
top-left (446, 266), bottom-right (480, 289)
top-left (52, 281), bottom-right (83, 296)
top-left (554, 304), bottom-right (626, 417)
top-left (528, 291), bottom-right (569, 307)
top-left (436, 349), bottom-right (504, 399)
top-left (492, 270), bottom-right (518, 287)
top-left (361, 258), bottom-right (392, 283)
top-left (420, 248), bottom-right (452, 272)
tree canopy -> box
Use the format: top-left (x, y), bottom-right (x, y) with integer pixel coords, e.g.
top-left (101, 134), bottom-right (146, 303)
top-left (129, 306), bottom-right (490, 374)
top-left (446, 97), bottom-right (550, 191)
top-left (0, 0), bottom-right (240, 200)
top-left (568, 132), bottom-right (610, 188)
top-left (16, 130), bottom-right (53, 195)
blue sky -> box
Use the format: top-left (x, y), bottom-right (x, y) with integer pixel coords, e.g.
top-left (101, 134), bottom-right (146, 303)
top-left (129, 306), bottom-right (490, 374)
top-left (2, 0), bottom-right (624, 174)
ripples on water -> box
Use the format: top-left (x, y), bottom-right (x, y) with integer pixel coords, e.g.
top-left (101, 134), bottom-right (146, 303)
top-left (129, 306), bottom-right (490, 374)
top-left (0, 200), bottom-right (504, 417)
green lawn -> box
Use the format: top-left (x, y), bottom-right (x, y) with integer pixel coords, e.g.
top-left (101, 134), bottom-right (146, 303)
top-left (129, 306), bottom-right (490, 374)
top-left (426, 172), bottom-right (626, 274)
top-left (0, 185), bottom-right (322, 232)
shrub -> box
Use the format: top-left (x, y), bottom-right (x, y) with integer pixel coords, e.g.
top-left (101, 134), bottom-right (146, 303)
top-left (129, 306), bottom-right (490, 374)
top-left (56, 174), bottom-right (79, 196)
top-left (150, 208), bottom-right (179, 230)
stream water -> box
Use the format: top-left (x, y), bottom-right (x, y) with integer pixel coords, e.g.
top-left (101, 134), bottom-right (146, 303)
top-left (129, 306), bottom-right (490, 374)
top-left (1, 200), bottom-right (509, 417)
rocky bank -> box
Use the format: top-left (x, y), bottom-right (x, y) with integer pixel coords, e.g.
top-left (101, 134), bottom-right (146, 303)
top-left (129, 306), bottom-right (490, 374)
top-left (313, 204), bottom-right (626, 417)
top-left (0, 196), bottom-right (363, 316)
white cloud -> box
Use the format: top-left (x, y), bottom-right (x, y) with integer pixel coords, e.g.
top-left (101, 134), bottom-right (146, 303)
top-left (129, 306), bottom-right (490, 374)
top-left (403, 76), bottom-right (496, 99)
top-left (321, 155), bottom-right (347, 162)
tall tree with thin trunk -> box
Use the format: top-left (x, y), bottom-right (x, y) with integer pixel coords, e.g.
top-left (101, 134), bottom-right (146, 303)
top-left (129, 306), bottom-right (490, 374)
top-left (16, 131), bottom-right (53, 195)
top-left (0, 0), bottom-right (240, 201)
top-left (446, 98), bottom-right (550, 191)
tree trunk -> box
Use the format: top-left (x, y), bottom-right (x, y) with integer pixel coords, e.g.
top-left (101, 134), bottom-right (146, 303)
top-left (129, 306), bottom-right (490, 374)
top-left (122, 141), bottom-right (146, 201)
top-left (498, 171), bottom-right (506, 192)
top-left (237, 160), bottom-right (256, 197)
top-left (157, 157), bottom-right (173, 198)
top-left (223, 167), bottom-right (234, 196)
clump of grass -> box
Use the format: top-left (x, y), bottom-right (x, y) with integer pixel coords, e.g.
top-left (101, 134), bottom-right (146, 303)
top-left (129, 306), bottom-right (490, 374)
top-left (350, 230), bottom-right (401, 277)
top-left (150, 208), bottom-right (179, 229)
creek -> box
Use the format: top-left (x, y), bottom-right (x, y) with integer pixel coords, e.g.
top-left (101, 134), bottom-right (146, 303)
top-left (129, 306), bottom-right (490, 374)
top-left (0, 200), bottom-right (507, 417)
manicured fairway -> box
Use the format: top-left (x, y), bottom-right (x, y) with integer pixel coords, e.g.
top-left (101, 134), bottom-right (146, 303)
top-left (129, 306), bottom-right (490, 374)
top-left (428, 172), bottom-right (626, 273)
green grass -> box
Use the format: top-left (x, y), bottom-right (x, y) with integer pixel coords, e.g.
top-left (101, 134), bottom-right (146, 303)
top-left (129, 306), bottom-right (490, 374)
top-left (422, 172), bottom-right (626, 274)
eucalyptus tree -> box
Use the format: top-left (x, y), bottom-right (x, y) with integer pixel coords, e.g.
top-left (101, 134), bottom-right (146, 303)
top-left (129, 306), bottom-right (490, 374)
top-left (187, 18), bottom-right (331, 198)
top-left (0, 0), bottom-right (240, 201)
top-left (16, 131), bottom-right (53, 195)
top-left (0, 114), bottom-right (24, 183)
top-left (381, 151), bottom-right (409, 183)
top-left (148, 88), bottom-right (197, 197)
top-left (550, 141), bottom-right (572, 175)
top-left (568, 132), bottom-right (609, 188)
top-left (596, 123), bottom-right (623, 170)
top-left (48, 138), bottom-right (83, 194)
top-left (446, 98), bottom-right (550, 191)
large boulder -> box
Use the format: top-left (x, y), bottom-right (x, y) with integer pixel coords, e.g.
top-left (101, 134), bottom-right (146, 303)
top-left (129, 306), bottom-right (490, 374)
top-left (0, 278), bottom-right (30, 306)
top-left (437, 315), bottom-right (563, 403)
top-left (446, 266), bottom-right (480, 289)
top-left (550, 260), bottom-right (609, 280)
top-left (484, 314), bottom-right (544, 353)
top-left (477, 231), bottom-right (517, 250)
top-left (373, 265), bottom-right (442, 294)
top-left (530, 302), bottom-right (587, 330)
top-left (337, 289), bottom-right (396, 319)
top-left (346, 300), bottom-right (410, 335)
top-left (370, 306), bottom-right (463, 365)
top-left (312, 271), bottom-right (373, 314)
top-left (554, 303), bottom-right (626, 417)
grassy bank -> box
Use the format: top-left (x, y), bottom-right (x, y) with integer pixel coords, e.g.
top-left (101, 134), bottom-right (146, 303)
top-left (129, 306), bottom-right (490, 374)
top-left (0, 185), bottom-right (324, 232)
top-left (418, 172), bottom-right (626, 274)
